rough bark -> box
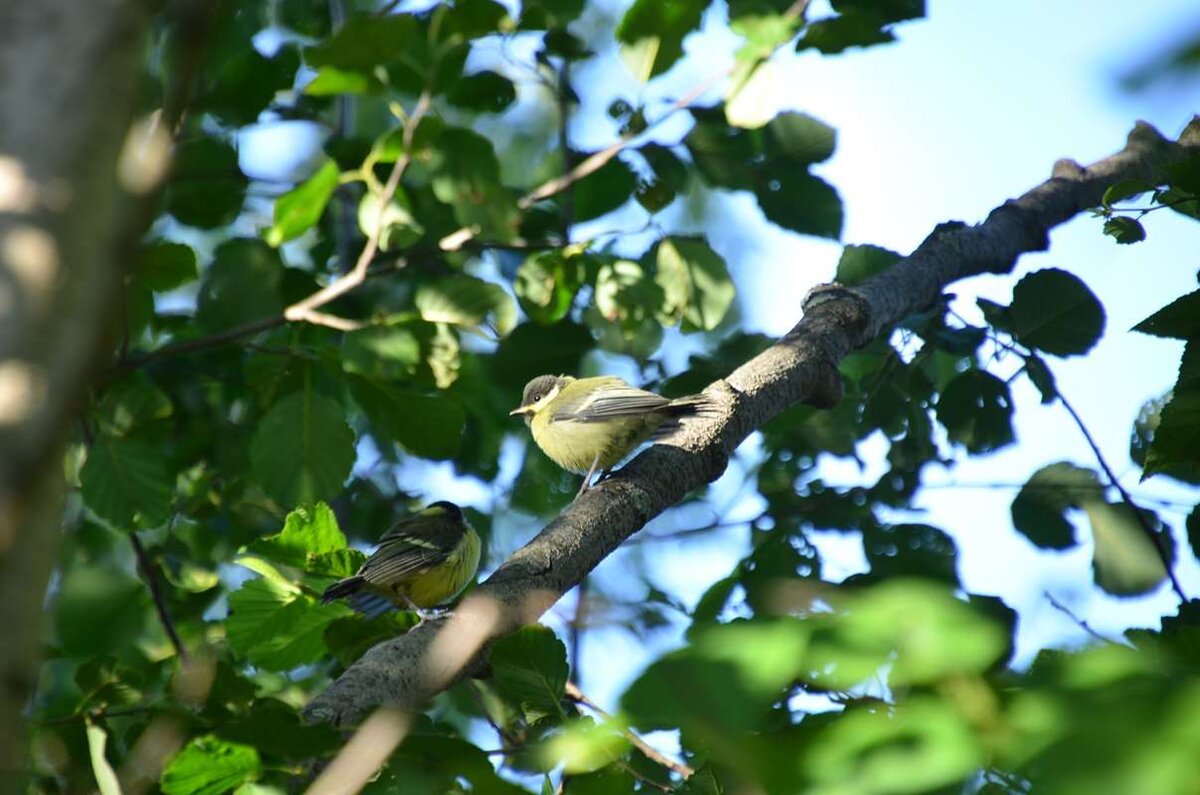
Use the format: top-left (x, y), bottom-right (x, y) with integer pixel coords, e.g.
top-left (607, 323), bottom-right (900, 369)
top-left (305, 120), bottom-right (1200, 728)
top-left (0, 1), bottom-right (151, 788)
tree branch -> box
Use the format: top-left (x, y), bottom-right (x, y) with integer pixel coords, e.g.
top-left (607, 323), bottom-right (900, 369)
top-left (303, 119), bottom-right (1200, 731)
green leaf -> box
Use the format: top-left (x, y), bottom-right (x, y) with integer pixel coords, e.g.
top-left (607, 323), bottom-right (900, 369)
top-left (519, 0), bottom-right (587, 29)
top-left (862, 523), bottom-right (958, 584)
top-left (1103, 216), bottom-right (1147, 244)
top-left (490, 626), bottom-right (569, 724)
top-left (807, 581), bottom-right (1005, 690)
top-left (166, 137), bottom-right (246, 229)
top-left (489, 320), bottom-right (594, 390)
top-left (75, 656), bottom-right (143, 709)
top-left (367, 733), bottom-right (529, 795)
top-left (349, 375), bottom-right (465, 459)
top-left (1009, 268), bottom-right (1106, 357)
top-left (247, 502), bottom-right (348, 569)
top-left (1188, 506), bottom-right (1200, 560)
top-left (795, 11), bottom-right (896, 53)
top-left (615, 0), bottom-right (706, 81)
top-left (515, 249), bottom-right (585, 325)
top-left (623, 619), bottom-right (809, 734)
top-left (1132, 290), bottom-right (1200, 340)
top-left (1102, 179), bottom-right (1156, 207)
top-left (1024, 352), bottom-right (1059, 403)
top-left (1009, 463), bottom-right (1169, 595)
top-left (1011, 462), bottom-right (1100, 549)
top-left (136, 241), bottom-right (198, 292)
top-left (687, 109), bottom-right (841, 237)
top-left (1085, 501), bottom-right (1170, 596)
top-left (541, 717), bottom-right (630, 774)
top-left (935, 370), bottom-right (1014, 453)
top-left (324, 612), bottom-right (415, 666)
top-left (161, 736), bottom-right (262, 795)
top-left (201, 45), bottom-right (299, 125)
top-left (416, 274), bottom-right (517, 337)
top-left (571, 157), bottom-right (637, 222)
top-left (264, 159), bottom-right (339, 247)
top-left (85, 722), bottom-right (122, 795)
top-left (226, 577), bottom-right (345, 670)
top-left (249, 389), bottom-right (355, 508)
top-left (341, 322), bottom-right (425, 380)
top-left (446, 70), bottom-right (517, 112)
top-left (653, 237), bottom-right (736, 331)
top-left (55, 565), bottom-right (146, 657)
top-left (805, 697), bottom-right (981, 793)
top-left (356, 189), bottom-right (424, 251)
top-left (1143, 343), bottom-right (1200, 483)
top-left (80, 433), bottom-right (173, 528)
top-left (834, 244), bottom-right (900, 285)
top-left (304, 65), bottom-right (379, 95)
top-left (217, 698), bottom-right (341, 761)
top-left (421, 125), bottom-right (519, 239)
top-left (195, 239), bottom-right (284, 333)
top-left (306, 14), bottom-right (425, 75)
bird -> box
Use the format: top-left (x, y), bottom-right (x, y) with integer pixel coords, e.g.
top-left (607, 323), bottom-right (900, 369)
top-left (321, 501), bottom-right (481, 622)
top-left (509, 374), bottom-right (709, 496)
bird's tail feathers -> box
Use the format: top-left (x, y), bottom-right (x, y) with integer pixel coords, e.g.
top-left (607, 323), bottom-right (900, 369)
top-left (653, 392), bottom-right (716, 439)
top-left (321, 575), bottom-right (365, 603)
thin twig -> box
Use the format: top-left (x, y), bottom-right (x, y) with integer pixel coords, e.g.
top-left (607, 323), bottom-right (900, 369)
top-left (284, 91), bottom-right (432, 328)
top-left (1044, 591), bottom-right (1115, 644)
top-left (565, 682), bottom-right (694, 779)
top-left (130, 532), bottom-right (188, 662)
top-left (1056, 389), bottom-right (1187, 601)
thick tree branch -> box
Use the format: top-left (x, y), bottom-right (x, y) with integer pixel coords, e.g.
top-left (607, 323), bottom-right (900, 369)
top-left (304, 119), bottom-right (1200, 728)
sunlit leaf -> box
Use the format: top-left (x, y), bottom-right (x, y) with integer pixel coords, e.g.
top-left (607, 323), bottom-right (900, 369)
top-left (161, 736), bottom-right (262, 795)
top-left (265, 159), bottom-right (339, 247)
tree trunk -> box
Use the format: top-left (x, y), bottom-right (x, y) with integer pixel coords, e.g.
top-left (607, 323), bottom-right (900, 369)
top-left (0, 1), bottom-right (151, 788)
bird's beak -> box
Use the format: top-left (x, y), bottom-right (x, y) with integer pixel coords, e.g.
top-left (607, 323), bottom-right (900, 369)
top-left (509, 405), bottom-right (533, 416)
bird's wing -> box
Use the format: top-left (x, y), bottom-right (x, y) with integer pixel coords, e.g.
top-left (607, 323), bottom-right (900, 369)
top-left (552, 378), bottom-right (671, 423)
top-left (360, 514), bottom-right (458, 584)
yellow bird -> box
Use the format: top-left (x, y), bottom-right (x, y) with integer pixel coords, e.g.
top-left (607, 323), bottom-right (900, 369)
top-left (509, 374), bottom-right (709, 495)
top-left (321, 501), bottom-right (481, 620)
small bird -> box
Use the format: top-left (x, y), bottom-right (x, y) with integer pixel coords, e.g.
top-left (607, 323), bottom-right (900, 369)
top-left (510, 374), bottom-right (709, 495)
top-left (321, 501), bottom-right (481, 621)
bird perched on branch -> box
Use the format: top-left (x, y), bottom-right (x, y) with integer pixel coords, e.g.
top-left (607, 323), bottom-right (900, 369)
top-left (321, 501), bottom-right (480, 621)
top-left (510, 374), bottom-right (709, 496)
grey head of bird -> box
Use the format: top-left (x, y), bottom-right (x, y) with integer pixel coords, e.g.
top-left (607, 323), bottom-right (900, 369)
top-left (510, 374), bottom-right (573, 425)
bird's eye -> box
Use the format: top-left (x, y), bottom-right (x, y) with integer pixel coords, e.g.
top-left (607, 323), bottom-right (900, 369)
top-left (532, 393), bottom-right (543, 403)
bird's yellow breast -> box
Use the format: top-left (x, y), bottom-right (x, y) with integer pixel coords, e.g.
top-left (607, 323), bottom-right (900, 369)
top-left (529, 410), bottom-right (657, 473)
top-left (386, 528), bottom-right (481, 608)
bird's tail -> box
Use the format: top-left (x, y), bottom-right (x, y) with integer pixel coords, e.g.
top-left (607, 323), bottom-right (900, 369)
top-left (321, 575), bottom-right (365, 603)
top-left (653, 392), bottom-right (716, 439)
top-left (664, 392), bottom-right (714, 417)
top-left (322, 576), bottom-right (396, 618)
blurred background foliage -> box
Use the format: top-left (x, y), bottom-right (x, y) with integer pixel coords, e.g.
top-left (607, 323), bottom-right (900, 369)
top-left (29, 0), bottom-right (1200, 793)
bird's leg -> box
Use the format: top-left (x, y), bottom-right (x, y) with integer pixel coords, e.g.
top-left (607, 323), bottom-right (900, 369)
top-left (576, 453), bottom-right (602, 498)
top-left (398, 593), bottom-right (444, 629)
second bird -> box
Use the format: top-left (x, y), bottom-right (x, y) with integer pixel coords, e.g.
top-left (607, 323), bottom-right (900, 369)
top-left (322, 501), bottom-right (480, 622)
top-left (510, 374), bottom-right (709, 495)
